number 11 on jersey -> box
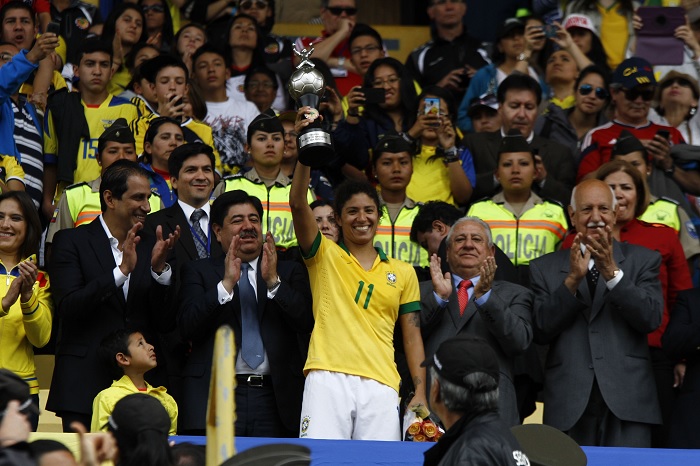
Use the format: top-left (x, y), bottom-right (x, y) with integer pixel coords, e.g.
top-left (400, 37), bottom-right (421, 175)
top-left (354, 281), bottom-right (374, 309)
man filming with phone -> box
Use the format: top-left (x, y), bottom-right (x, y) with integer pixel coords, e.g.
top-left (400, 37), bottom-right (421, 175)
top-left (578, 57), bottom-right (685, 182)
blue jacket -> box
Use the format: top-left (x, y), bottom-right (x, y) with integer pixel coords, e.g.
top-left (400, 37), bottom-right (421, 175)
top-left (457, 63), bottom-right (498, 134)
top-left (0, 50), bottom-right (42, 162)
top-left (140, 162), bottom-right (176, 208)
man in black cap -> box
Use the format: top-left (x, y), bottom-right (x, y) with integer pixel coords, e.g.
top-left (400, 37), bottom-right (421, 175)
top-left (422, 336), bottom-right (529, 466)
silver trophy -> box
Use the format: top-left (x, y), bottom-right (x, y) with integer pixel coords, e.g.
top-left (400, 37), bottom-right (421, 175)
top-left (288, 47), bottom-right (334, 167)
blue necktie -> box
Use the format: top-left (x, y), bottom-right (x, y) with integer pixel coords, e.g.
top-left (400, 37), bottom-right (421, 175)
top-left (239, 263), bottom-right (264, 369)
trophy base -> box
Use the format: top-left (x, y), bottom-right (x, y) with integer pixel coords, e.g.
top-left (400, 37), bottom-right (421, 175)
top-left (298, 130), bottom-right (334, 168)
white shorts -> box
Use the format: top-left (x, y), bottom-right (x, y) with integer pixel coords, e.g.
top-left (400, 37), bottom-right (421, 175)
top-left (299, 370), bottom-right (400, 440)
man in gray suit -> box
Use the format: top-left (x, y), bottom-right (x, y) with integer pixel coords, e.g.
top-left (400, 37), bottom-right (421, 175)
top-left (529, 179), bottom-right (663, 447)
top-left (420, 217), bottom-right (533, 427)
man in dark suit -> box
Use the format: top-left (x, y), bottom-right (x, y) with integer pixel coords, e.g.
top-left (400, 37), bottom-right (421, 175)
top-left (144, 142), bottom-right (223, 404)
top-left (47, 160), bottom-right (180, 431)
top-left (177, 190), bottom-right (313, 437)
top-left (663, 286), bottom-right (700, 449)
top-left (529, 179), bottom-right (663, 447)
top-left (420, 216), bottom-right (533, 427)
top-left (463, 74), bottom-right (575, 206)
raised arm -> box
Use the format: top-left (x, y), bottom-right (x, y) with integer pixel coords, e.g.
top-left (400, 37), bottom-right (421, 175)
top-left (289, 107), bottom-right (322, 255)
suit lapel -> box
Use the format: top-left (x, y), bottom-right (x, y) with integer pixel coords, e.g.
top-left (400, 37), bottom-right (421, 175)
top-left (86, 219), bottom-right (126, 307)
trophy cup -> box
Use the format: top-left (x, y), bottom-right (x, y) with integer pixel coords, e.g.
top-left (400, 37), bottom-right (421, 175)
top-left (288, 47), bottom-right (334, 167)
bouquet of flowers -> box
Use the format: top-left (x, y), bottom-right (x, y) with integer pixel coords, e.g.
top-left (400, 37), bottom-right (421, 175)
top-left (402, 404), bottom-right (444, 442)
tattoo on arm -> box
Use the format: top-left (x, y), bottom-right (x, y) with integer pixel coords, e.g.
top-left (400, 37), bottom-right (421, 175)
top-left (407, 312), bottom-right (420, 328)
top-left (412, 376), bottom-right (422, 388)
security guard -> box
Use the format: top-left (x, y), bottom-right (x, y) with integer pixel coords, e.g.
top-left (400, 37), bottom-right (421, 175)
top-left (212, 110), bottom-right (315, 260)
top-left (372, 136), bottom-right (429, 269)
top-left (467, 130), bottom-right (568, 286)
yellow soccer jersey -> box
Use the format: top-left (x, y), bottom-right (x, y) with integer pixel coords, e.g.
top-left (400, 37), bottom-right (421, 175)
top-left (303, 232), bottom-right (420, 392)
top-left (131, 114), bottom-right (223, 175)
top-left (44, 95), bottom-right (139, 189)
top-left (0, 155), bottom-right (26, 191)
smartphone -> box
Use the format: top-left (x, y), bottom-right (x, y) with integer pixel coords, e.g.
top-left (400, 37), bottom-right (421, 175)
top-left (657, 129), bottom-right (671, 141)
top-left (47, 21), bottom-right (60, 36)
top-left (170, 95), bottom-right (184, 108)
top-left (424, 97), bottom-right (440, 116)
top-left (542, 24), bottom-right (558, 39)
top-left (360, 87), bottom-right (385, 104)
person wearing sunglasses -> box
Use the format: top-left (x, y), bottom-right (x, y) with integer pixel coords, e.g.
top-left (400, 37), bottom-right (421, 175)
top-left (293, 0), bottom-right (361, 95)
top-left (651, 71), bottom-right (700, 146)
top-left (137, 0), bottom-right (174, 52)
top-left (236, 0), bottom-right (294, 73)
top-left (578, 57), bottom-right (684, 182)
top-left (535, 65), bottom-right (610, 163)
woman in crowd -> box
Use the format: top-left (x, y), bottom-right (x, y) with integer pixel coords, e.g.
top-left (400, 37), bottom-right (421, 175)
top-left (310, 200), bottom-right (339, 243)
top-left (140, 117), bottom-right (185, 208)
top-left (138, 0), bottom-right (175, 52)
top-left (467, 130), bottom-right (568, 286)
top-left (103, 4), bottom-right (149, 96)
top-left (595, 160), bottom-right (692, 448)
top-left (334, 57), bottom-right (417, 177)
top-left (225, 13), bottom-right (286, 110)
top-left (172, 23), bottom-right (207, 74)
top-left (406, 86), bottom-right (474, 207)
top-left (458, 18), bottom-right (543, 132)
top-left (0, 191), bottom-right (52, 431)
top-left (535, 65), bottom-right (610, 161)
top-left (564, 3), bottom-right (633, 70)
top-left (290, 107), bottom-right (427, 441)
top-left (559, 13), bottom-right (609, 71)
top-left (537, 23), bottom-right (593, 109)
top-left (650, 71), bottom-right (700, 146)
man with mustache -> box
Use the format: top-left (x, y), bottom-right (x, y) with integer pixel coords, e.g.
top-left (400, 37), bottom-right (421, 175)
top-left (48, 160), bottom-right (180, 431)
top-left (177, 189), bottom-right (313, 437)
top-left (420, 216), bottom-right (533, 427)
top-left (529, 179), bottom-right (664, 447)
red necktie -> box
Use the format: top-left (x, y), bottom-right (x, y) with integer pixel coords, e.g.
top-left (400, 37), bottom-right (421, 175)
top-left (458, 279), bottom-right (472, 316)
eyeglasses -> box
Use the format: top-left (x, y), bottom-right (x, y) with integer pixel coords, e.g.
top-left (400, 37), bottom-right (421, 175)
top-left (372, 76), bottom-right (400, 87)
top-left (662, 77), bottom-right (694, 89)
top-left (247, 80), bottom-right (275, 89)
top-left (142, 4), bottom-right (165, 13)
top-left (240, 0), bottom-right (268, 9)
top-left (351, 44), bottom-right (381, 55)
top-left (578, 84), bottom-right (609, 100)
top-left (619, 87), bottom-right (655, 101)
top-left (327, 6), bottom-right (358, 16)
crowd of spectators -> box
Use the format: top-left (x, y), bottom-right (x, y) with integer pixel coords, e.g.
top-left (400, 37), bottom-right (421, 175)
top-left (2, 0), bottom-right (700, 464)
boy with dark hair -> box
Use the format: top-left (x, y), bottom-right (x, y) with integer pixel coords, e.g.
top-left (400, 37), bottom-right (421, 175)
top-left (91, 328), bottom-right (177, 434)
top-left (131, 54), bottom-right (223, 175)
top-left (41, 38), bottom-right (140, 221)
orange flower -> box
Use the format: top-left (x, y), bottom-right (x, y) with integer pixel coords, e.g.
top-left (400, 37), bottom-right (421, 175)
top-left (422, 421), bottom-right (437, 438)
top-left (434, 430), bottom-right (443, 441)
top-left (408, 421), bottom-right (422, 436)
top-left (413, 434), bottom-right (427, 442)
